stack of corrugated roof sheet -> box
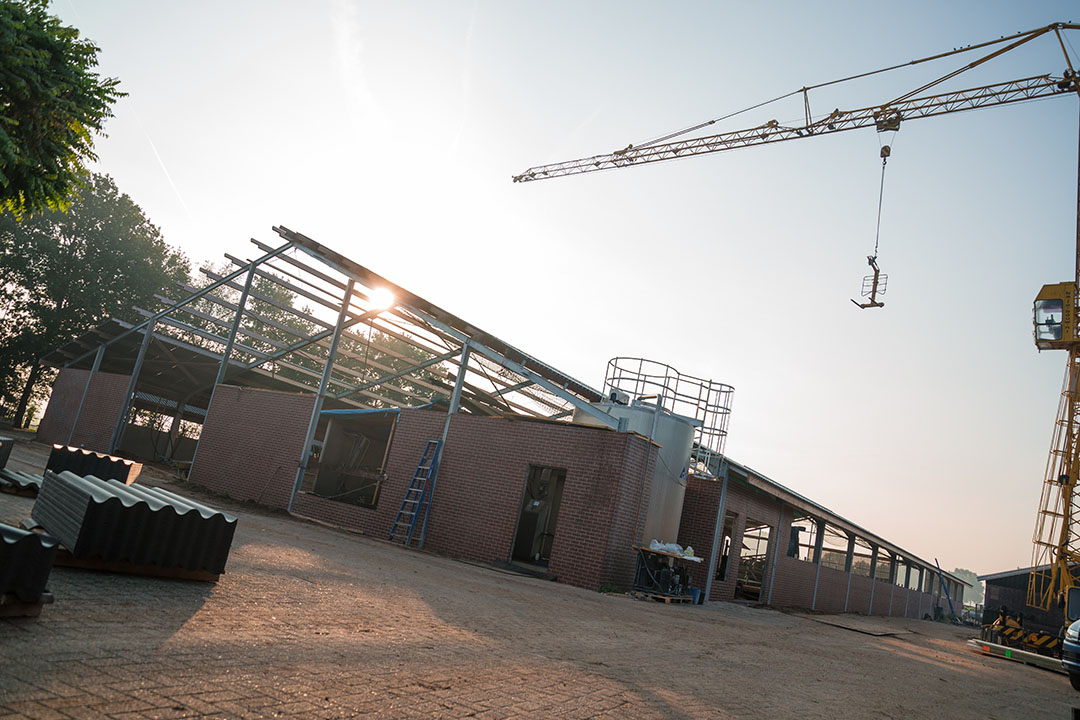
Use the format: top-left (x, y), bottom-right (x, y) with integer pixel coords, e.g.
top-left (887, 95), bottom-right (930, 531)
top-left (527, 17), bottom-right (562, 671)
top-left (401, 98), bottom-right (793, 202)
top-left (46, 445), bottom-right (142, 485)
top-left (32, 471), bottom-right (237, 577)
top-left (0, 469), bottom-right (43, 495)
top-left (0, 523), bottom-right (57, 616)
top-left (0, 436), bottom-right (12, 469)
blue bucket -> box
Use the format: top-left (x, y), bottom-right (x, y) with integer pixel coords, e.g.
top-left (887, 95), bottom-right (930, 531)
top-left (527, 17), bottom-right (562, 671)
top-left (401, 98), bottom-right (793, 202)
top-left (690, 588), bottom-right (701, 605)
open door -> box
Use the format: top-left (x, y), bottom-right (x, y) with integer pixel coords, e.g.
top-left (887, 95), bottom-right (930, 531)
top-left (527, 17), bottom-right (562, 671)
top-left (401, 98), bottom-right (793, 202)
top-left (512, 466), bottom-right (566, 566)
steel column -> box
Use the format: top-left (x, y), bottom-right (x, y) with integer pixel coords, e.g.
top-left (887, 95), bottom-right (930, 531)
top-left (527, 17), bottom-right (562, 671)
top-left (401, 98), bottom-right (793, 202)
top-left (213, 262), bottom-right (256, 388)
top-left (843, 533), bottom-right (856, 613)
top-left (888, 556), bottom-right (897, 617)
top-left (109, 320), bottom-right (155, 454)
top-left (419, 344), bottom-right (471, 549)
top-left (67, 344), bottom-right (104, 446)
top-left (703, 465), bottom-right (730, 604)
top-left (765, 503), bottom-right (784, 606)
top-left (867, 545), bottom-right (879, 615)
top-left (904, 564), bottom-right (913, 618)
top-left (287, 279), bottom-right (355, 513)
top-left (810, 518), bottom-right (825, 610)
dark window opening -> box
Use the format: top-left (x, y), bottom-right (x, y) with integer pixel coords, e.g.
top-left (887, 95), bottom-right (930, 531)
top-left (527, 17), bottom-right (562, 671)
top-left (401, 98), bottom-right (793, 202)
top-left (715, 512), bottom-right (736, 581)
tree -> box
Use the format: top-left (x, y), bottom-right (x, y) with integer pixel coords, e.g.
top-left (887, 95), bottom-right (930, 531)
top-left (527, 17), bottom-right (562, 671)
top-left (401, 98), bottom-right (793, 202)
top-left (0, 0), bottom-right (123, 217)
top-left (0, 173), bottom-right (189, 427)
top-left (951, 568), bottom-right (984, 605)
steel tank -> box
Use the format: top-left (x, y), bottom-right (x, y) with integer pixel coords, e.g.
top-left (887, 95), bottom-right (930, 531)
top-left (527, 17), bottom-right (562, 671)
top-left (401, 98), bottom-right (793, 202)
top-left (574, 400), bottom-right (697, 544)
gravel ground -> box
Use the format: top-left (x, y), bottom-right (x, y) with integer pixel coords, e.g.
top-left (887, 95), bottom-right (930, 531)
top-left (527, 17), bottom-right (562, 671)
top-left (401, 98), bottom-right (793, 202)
top-left (1, 437), bottom-right (1077, 719)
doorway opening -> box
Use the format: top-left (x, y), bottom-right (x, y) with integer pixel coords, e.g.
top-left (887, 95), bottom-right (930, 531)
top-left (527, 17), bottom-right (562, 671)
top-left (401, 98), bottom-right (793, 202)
top-left (512, 465), bottom-right (566, 567)
top-left (735, 519), bottom-right (772, 602)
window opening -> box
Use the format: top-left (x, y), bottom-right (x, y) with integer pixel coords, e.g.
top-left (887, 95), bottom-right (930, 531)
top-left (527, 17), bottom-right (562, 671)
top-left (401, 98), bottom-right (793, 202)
top-left (787, 514), bottom-right (818, 562)
top-left (874, 552), bottom-right (892, 582)
top-left (894, 560), bottom-right (911, 588)
top-left (309, 413), bottom-right (396, 508)
top-left (850, 536), bottom-right (874, 577)
top-left (735, 519), bottom-right (771, 601)
top-left (716, 512), bottom-right (736, 581)
top-left (819, 523), bottom-right (850, 572)
top-left (512, 466), bottom-right (567, 567)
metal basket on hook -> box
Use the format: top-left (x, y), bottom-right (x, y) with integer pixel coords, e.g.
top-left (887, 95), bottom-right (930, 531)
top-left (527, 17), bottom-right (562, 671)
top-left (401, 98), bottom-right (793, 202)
top-left (861, 271), bottom-right (887, 298)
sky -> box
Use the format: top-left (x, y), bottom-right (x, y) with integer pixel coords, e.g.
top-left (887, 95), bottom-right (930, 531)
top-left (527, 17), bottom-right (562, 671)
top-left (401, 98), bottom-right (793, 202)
top-left (49, 0), bottom-right (1080, 576)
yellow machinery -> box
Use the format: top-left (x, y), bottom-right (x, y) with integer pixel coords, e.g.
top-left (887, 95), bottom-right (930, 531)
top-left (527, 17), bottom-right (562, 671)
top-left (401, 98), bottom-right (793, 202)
top-left (1029, 280), bottom-right (1080, 613)
top-left (515, 23), bottom-right (1080, 622)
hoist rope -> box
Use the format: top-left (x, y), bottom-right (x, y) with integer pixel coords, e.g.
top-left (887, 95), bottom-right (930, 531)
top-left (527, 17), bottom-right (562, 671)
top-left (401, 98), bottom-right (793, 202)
top-left (874, 157), bottom-right (887, 258)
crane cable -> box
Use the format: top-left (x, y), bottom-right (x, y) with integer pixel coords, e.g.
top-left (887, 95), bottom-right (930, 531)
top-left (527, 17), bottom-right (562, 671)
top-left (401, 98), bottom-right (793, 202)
top-left (873, 130), bottom-right (898, 259)
top-left (873, 147), bottom-right (888, 258)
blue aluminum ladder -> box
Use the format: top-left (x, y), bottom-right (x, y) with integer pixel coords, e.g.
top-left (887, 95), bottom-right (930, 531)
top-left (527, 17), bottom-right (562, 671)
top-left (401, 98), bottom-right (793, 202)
top-left (388, 440), bottom-right (442, 547)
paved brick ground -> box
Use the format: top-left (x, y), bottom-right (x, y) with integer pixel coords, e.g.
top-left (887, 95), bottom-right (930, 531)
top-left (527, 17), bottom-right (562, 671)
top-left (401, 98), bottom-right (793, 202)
top-left (1, 439), bottom-right (1078, 719)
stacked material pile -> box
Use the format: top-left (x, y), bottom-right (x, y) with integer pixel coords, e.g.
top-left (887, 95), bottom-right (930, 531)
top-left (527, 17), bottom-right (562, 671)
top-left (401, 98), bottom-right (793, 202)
top-left (0, 523), bottom-right (58, 615)
top-left (32, 471), bottom-right (237, 576)
top-left (46, 445), bottom-right (142, 485)
top-left (0, 436), bottom-right (12, 469)
top-left (0, 469), bottom-right (43, 495)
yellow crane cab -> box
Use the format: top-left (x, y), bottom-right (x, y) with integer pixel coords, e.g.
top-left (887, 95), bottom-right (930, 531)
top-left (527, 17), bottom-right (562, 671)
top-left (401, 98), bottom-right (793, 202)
top-left (1034, 282), bottom-right (1076, 351)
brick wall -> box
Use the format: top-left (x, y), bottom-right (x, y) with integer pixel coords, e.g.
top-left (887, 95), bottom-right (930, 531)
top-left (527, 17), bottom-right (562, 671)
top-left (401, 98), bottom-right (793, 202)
top-left (871, 578), bottom-right (893, 615)
top-left (847, 573), bottom-right (873, 613)
top-left (37, 368), bottom-right (131, 452)
top-left (676, 476), bottom-right (723, 596)
top-left (420, 413), bottom-right (656, 592)
top-left (679, 477), bottom-right (785, 603)
top-left (187, 385), bottom-right (315, 507)
top-left (677, 471), bottom-right (964, 617)
top-left (198, 401), bottom-right (659, 593)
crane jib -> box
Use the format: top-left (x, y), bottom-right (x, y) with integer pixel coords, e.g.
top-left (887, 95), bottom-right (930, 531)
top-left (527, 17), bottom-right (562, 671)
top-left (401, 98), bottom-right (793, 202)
top-left (513, 74), bottom-right (1077, 183)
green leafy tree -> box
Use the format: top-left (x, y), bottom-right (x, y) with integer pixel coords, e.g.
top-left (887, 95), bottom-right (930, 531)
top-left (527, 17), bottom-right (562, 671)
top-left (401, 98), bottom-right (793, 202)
top-left (0, 0), bottom-right (123, 217)
top-left (0, 173), bottom-right (189, 427)
top-left (951, 568), bottom-right (984, 605)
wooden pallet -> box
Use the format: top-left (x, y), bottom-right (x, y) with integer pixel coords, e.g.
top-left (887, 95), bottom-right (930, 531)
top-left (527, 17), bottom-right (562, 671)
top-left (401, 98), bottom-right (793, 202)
top-left (634, 591), bottom-right (694, 604)
top-left (0, 591), bottom-right (54, 618)
top-left (0, 484), bottom-right (37, 498)
top-left (51, 549), bottom-right (220, 583)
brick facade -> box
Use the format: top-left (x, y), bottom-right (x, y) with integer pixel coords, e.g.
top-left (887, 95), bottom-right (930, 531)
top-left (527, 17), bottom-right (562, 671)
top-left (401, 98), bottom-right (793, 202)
top-left (37, 368), bottom-right (131, 452)
top-left (188, 383), bottom-right (961, 612)
top-left (189, 389), bottom-right (658, 593)
top-left (678, 473), bottom-right (957, 617)
top-left (187, 385), bottom-right (316, 507)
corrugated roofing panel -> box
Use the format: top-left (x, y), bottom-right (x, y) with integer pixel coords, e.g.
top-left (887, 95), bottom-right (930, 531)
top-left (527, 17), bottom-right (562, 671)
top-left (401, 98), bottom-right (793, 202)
top-left (31, 471), bottom-right (237, 575)
top-left (45, 445), bottom-right (142, 485)
top-left (0, 523), bottom-right (58, 602)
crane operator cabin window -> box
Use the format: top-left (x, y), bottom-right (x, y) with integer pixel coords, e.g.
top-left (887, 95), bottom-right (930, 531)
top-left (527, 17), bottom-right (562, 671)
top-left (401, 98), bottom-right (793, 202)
top-left (1036, 299), bottom-right (1065, 342)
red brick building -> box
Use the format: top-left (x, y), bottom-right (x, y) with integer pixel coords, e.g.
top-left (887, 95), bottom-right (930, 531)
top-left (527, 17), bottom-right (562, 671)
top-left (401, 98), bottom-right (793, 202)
top-left (33, 226), bottom-right (969, 611)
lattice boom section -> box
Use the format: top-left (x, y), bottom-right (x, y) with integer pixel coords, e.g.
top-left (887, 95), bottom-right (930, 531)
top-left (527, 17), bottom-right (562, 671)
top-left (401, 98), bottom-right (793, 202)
top-left (1029, 349), bottom-right (1080, 611)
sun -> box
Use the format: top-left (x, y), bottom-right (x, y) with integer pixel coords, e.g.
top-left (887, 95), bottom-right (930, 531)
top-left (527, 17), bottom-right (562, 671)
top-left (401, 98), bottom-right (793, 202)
top-left (369, 287), bottom-right (395, 310)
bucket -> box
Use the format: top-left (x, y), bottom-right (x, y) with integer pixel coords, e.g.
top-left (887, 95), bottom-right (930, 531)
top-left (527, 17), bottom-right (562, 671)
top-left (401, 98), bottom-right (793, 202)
top-left (690, 587), bottom-right (701, 605)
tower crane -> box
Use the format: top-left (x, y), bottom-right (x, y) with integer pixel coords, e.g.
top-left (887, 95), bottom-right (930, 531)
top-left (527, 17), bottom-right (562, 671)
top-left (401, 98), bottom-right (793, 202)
top-left (515, 22), bottom-right (1080, 619)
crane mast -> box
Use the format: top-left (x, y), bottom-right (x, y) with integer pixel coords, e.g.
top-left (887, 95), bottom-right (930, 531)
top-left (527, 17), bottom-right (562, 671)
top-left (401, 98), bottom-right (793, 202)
top-left (516, 22), bottom-right (1080, 616)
